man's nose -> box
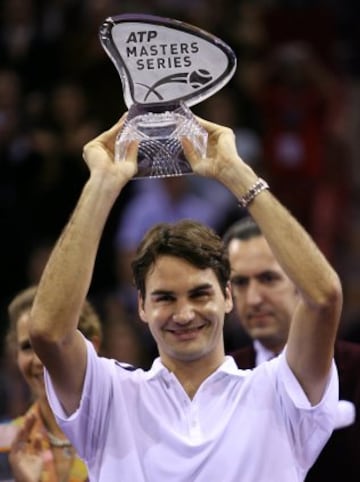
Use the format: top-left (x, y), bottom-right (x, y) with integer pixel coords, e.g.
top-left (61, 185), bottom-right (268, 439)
top-left (245, 280), bottom-right (263, 306)
top-left (172, 302), bottom-right (195, 324)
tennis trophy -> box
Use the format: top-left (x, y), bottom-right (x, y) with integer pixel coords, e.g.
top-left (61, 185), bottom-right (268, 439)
top-left (99, 14), bottom-right (237, 178)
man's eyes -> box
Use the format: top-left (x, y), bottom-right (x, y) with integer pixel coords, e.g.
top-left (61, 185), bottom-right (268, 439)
top-left (231, 277), bottom-right (248, 287)
top-left (231, 273), bottom-right (279, 287)
top-left (154, 294), bottom-right (174, 302)
top-left (153, 291), bottom-right (211, 302)
top-left (259, 273), bottom-right (278, 284)
top-left (191, 291), bottom-right (211, 299)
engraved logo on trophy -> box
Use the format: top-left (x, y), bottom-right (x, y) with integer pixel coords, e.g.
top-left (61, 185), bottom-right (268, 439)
top-left (99, 14), bottom-right (237, 178)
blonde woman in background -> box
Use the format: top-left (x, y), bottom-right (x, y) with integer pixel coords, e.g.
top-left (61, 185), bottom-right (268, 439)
top-left (0, 285), bottom-right (102, 482)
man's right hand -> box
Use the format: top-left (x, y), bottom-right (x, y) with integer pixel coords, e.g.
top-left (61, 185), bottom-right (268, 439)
top-left (82, 115), bottom-right (139, 191)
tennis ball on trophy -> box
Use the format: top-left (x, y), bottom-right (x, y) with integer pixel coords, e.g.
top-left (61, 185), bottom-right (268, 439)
top-left (188, 69), bottom-right (213, 88)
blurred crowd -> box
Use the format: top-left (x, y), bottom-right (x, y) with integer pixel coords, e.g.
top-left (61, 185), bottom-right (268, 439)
top-left (1, 0), bottom-right (360, 421)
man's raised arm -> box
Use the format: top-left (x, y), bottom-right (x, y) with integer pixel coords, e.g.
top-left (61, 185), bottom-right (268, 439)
top-left (29, 117), bottom-right (138, 415)
top-left (184, 118), bottom-right (343, 405)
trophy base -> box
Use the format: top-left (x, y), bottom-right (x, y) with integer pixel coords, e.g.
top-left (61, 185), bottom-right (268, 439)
top-left (115, 102), bottom-right (207, 179)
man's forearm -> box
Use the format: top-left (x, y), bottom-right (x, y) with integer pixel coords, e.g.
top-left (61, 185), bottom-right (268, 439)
top-left (248, 190), bottom-right (341, 306)
top-left (31, 176), bottom-right (120, 341)
top-left (222, 163), bottom-right (341, 306)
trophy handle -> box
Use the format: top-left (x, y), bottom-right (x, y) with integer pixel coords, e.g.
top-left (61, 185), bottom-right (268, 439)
top-left (116, 102), bottom-right (207, 179)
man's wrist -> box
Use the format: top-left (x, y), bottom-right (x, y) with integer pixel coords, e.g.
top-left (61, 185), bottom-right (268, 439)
top-left (238, 178), bottom-right (269, 209)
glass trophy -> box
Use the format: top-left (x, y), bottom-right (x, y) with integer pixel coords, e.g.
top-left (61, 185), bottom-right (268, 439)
top-left (99, 14), bottom-right (237, 178)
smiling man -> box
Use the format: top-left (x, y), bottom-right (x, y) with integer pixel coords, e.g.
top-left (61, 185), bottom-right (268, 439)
top-left (29, 115), bottom-right (342, 481)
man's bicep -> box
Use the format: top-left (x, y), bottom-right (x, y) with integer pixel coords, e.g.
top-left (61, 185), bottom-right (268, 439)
top-left (286, 302), bottom-right (337, 405)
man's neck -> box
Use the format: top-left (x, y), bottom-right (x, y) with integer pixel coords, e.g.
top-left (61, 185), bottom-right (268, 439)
top-left (254, 339), bottom-right (280, 366)
top-left (161, 351), bottom-right (226, 399)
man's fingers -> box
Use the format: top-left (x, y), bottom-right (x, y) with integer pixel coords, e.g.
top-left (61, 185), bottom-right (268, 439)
top-left (124, 140), bottom-right (139, 163)
top-left (194, 116), bottom-right (222, 131)
top-left (89, 114), bottom-right (128, 151)
top-left (106, 114), bottom-right (128, 136)
top-left (101, 114), bottom-right (128, 138)
top-left (183, 136), bottom-right (204, 163)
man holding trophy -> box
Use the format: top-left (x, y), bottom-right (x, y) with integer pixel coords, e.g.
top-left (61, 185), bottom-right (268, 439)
top-left (28, 14), bottom-right (342, 482)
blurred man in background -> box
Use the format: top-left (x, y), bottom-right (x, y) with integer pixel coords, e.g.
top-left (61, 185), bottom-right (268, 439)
top-left (224, 216), bottom-right (360, 482)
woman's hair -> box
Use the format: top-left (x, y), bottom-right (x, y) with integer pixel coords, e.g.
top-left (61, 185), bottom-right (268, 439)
top-left (132, 219), bottom-right (230, 298)
top-left (7, 285), bottom-right (102, 348)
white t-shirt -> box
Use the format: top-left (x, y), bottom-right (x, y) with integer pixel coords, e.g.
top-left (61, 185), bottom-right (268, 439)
top-left (45, 339), bottom-right (338, 482)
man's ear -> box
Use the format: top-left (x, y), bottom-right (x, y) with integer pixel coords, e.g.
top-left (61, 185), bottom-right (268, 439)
top-left (225, 281), bottom-right (233, 314)
top-left (138, 291), bottom-right (148, 324)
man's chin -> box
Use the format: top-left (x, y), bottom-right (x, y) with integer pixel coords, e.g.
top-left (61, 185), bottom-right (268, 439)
top-left (250, 328), bottom-right (275, 343)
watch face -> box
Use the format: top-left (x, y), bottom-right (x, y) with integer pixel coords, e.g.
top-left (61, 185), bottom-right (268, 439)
top-left (99, 13), bottom-right (237, 108)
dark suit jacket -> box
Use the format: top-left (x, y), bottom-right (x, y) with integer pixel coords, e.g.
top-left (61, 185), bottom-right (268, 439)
top-left (231, 339), bottom-right (360, 482)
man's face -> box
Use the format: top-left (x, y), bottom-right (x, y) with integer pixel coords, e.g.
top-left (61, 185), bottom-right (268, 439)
top-left (138, 255), bottom-right (233, 368)
top-left (228, 236), bottom-right (299, 352)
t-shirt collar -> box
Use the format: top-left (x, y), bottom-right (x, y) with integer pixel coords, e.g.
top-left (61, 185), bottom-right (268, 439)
top-left (145, 355), bottom-right (240, 381)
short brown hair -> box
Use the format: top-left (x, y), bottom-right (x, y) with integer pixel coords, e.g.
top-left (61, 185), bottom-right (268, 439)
top-left (132, 219), bottom-right (230, 298)
top-left (7, 285), bottom-right (102, 348)
top-left (222, 216), bottom-right (261, 247)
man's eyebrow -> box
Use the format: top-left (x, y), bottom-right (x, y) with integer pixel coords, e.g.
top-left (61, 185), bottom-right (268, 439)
top-left (230, 275), bottom-right (248, 284)
top-left (231, 274), bottom-right (248, 279)
top-left (231, 270), bottom-right (281, 281)
top-left (150, 283), bottom-right (214, 296)
top-left (189, 283), bottom-right (213, 293)
top-left (257, 270), bottom-right (281, 278)
top-left (150, 289), bottom-right (174, 297)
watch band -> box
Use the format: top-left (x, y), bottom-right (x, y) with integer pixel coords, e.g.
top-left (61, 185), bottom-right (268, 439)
top-left (238, 178), bottom-right (269, 209)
